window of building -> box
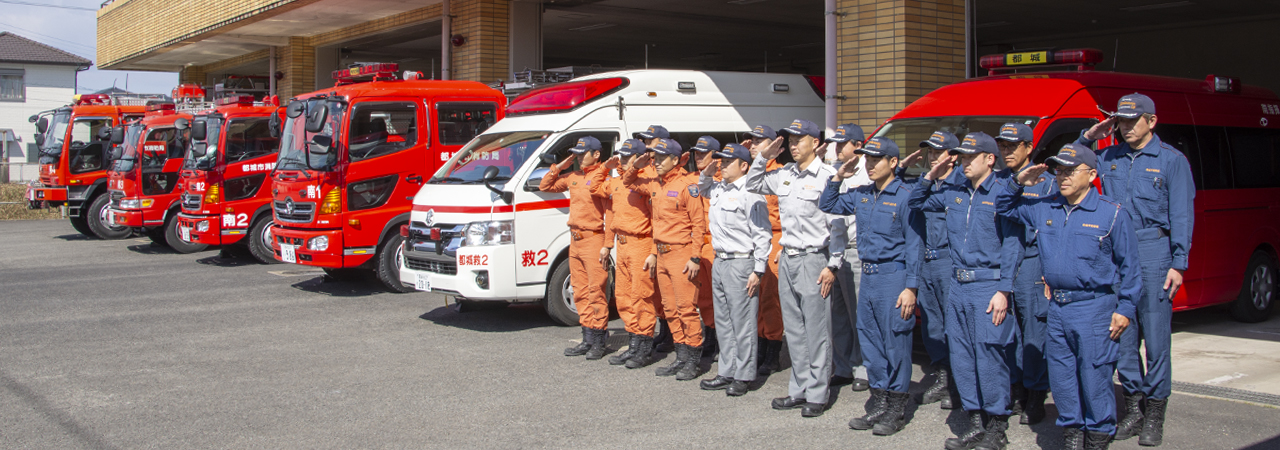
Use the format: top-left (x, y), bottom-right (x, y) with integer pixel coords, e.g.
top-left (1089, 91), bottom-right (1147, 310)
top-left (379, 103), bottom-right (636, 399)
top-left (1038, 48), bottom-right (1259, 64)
top-left (0, 69), bottom-right (23, 102)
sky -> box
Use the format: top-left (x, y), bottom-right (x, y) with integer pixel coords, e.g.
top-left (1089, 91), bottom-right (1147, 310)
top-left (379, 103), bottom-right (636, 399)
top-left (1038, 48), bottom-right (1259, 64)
top-left (1, 0), bottom-right (178, 95)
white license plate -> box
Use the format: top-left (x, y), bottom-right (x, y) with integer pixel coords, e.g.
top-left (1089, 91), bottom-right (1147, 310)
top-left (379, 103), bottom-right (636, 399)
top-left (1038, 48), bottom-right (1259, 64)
top-left (281, 244), bottom-right (297, 263)
top-left (179, 226), bottom-right (190, 242)
top-left (415, 273), bottom-right (431, 292)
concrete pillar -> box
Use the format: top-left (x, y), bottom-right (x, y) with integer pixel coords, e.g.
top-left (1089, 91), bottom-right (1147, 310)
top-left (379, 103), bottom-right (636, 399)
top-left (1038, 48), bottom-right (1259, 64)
top-left (836, 0), bottom-right (966, 131)
top-left (450, 0), bottom-right (511, 83)
top-left (278, 37), bottom-right (315, 99)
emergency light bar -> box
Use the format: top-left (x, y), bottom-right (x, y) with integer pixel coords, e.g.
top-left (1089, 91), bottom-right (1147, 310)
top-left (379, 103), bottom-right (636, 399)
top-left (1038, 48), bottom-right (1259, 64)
top-left (75, 94), bottom-right (111, 105)
top-left (979, 48), bottom-right (1104, 76)
top-left (172, 84), bottom-right (206, 100)
top-left (506, 77), bottom-right (629, 116)
top-left (332, 63), bottom-right (400, 85)
top-left (216, 94), bottom-right (256, 106)
top-left (145, 102), bottom-right (176, 112)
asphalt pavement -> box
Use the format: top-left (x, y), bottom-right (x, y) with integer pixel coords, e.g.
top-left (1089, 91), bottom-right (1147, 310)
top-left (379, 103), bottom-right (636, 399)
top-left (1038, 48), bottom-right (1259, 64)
top-left (2, 219), bottom-right (1279, 449)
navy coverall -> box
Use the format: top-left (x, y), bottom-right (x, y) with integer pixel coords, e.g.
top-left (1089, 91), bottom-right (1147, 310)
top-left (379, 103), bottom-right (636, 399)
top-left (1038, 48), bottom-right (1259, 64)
top-left (1005, 168), bottom-right (1057, 392)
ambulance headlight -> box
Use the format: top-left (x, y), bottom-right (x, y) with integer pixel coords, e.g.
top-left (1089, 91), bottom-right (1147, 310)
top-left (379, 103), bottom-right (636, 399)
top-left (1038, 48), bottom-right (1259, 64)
top-left (464, 220), bottom-right (514, 246)
top-left (196, 221), bottom-right (209, 232)
top-left (308, 235), bottom-right (329, 251)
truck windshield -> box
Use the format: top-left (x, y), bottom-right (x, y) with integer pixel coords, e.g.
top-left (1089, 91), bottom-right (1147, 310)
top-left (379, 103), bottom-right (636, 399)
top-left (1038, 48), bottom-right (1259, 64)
top-left (184, 115), bottom-right (223, 170)
top-left (429, 131), bottom-right (550, 184)
top-left (111, 123), bottom-right (145, 173)
top-left (37, 109), bottom-right (71, 164)
top-left (277, 99), bottom-right (346, 172)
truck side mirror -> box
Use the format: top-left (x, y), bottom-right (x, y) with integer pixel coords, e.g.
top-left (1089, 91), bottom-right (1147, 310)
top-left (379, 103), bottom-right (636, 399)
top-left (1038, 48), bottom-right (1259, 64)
top-left (482, 165), bottom-right (513, 204)
top-left (304, 105), bottom-right (328, 133)
top-left (191, 142), bottom-right (208, 158)
top-left (96, 127), bottom-right (112, 141)
top-left (268, 110), bottom-right (281, 138)
top-left (174, 118), bottom-right (189, 130)
top-left (28, 114), bottom-right (39, 123)
top-left (110, 127), bottom-right (124, 145)
top-left (110, 146), bottom-right (123, 161)
top-left (524, 167), bottom-right (549, 192)
top-left (286, 100), bottom-right (306, 118)
top-left (34, 117), bottom-right (48, 134)
top-left (190, 120), bottom-right (207, 141)
top-left (308, 135), bottom-right (332, 154)
top-left (34, 135), bottom-right (44, 147)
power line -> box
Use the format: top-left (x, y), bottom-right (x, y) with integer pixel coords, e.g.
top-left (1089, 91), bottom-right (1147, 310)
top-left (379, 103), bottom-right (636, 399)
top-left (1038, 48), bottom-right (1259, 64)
top-left (0, 21), bottom-right (97, 57)
top-left (0, 0), bottom-right (97, 11)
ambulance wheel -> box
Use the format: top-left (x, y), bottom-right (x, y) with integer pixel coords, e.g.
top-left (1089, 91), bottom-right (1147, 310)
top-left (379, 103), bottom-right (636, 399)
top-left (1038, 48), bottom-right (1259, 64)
top-left (164, 214), bottom-right (208, 254)
top-left (247, 215), bottom-right (281, 264)
top-left (1232, 250), bottom-right (1276, 323)
top-left (375, 234), bottom-right (415, 293)
top-left (68, 214), bottom-right (95, 238)
top-left (87, 194), bottom-right (130, 240)
top-left (543, 259), bottom-right (580, 326)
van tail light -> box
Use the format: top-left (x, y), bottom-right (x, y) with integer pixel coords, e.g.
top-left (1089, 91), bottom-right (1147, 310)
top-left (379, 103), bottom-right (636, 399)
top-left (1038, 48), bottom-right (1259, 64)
top-left (203, 183), bottom-right (221, 204)
top-left (318, 188), bottom-right (342, 214)
top-left (507, 77), bottom-right (629, 116)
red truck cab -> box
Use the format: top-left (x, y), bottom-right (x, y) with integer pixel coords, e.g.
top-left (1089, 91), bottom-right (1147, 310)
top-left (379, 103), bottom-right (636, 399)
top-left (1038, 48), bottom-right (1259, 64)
top-left (25, 93), bottom-right (150, 239)
top-left (176, 94), bottom-right (283, 263)
top-left (105, 103), bottom-right (200, 252)
top-left (269, 63), bottom-right (506, 291)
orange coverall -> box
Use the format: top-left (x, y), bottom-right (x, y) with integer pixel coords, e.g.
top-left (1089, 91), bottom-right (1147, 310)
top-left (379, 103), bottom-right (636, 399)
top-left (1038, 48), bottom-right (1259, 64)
top-left (625, 165), bottom-right (706, 347)
top-left (592, 166), bottom-right (660, 336)
top-left (540, 162), bottom-right (610, 330)
top-left (686, 172), bottom-right (716, 329)
top-left (758, 160), bottom-right (785, 341)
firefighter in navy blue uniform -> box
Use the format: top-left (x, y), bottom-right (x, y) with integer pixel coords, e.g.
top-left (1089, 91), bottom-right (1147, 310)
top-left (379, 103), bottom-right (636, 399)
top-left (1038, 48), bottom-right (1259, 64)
top-left (1075, 93), bottom-right (1193, 447)
top-left (996, 122), bottom-right (1057, 426)
top-left (826, 123), bottom-right (871, 393)
top-left (819, 136), bottom-right (923, 437)
top-left (908, 132), bottom-right (1022, 450)
top-left (907, 130), bottom-right (965, 411)
top-left (1002, 143), bottom-right (1141, 450)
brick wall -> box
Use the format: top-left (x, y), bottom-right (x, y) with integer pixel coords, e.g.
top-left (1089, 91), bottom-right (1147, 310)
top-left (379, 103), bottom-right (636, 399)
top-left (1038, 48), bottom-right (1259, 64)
top-left (450, 0), bottom-right (510, 84)
top-left (277, 37), bottom-right (314, 99)
top-left (836, 0), bottom-right (966, 131)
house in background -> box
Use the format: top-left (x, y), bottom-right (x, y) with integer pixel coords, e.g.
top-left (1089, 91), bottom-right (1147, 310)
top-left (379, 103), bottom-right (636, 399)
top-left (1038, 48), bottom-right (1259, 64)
top-left (0, 32), bottom-right (91, 182)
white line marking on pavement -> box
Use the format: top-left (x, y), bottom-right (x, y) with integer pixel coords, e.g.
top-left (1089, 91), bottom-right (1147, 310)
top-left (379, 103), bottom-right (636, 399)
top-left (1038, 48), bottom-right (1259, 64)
top-left (1204, 373), bottom-right (1247, 385)
top-left (268, 269), bottom-right (325, 277)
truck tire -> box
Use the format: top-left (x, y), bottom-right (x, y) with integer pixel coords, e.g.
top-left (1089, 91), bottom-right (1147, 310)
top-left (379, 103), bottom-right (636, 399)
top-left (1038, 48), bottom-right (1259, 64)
top-left (146, 226), bottom-right (167, 247)
top-left (375, 234), bottom-right (415, 293)
top-left (323, 268), bottom-right (365, 281)
top-left (86, 195), bottom-right (130, 240)
top-left (246, 215), bottom-right (281, 264)
top-left (164, 213), bottom-right (209, 254)
top-left (1231, 250), bottom-right (1276, 323)
top-left (69, 214), bottom-right (95, 238)
top-left (543, 259), bottom-right (580, 326)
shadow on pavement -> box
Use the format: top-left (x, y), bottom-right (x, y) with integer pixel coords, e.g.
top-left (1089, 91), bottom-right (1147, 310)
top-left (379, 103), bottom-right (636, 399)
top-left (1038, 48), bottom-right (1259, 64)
top-left (126, 243), bottom-right (180, 255)
top-left (1171, 309), bottom-right (1280, 343)
top-left (196, 254), bottom-right (262, 268)
top-left (52, 233), bottom-right (95, 241)
top-left (1240, 434), bottom-right (1280, 450)
top-left (419, 303), bottom-right (558, 332)
top-left (0, 369), bottom-right (119, 450)
top-left (290, 275), bottom-right (387, 297)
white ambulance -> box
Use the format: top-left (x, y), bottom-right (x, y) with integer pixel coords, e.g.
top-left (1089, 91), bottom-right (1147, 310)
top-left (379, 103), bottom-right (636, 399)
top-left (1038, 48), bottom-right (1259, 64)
top-left (400, 69), bottom-right (824, 325)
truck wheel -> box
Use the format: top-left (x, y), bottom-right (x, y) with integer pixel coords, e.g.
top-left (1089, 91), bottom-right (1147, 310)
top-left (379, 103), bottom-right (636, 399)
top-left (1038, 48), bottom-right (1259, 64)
top-left (543, 258), bottom-right (580, 326)
top-left (246, 215), bottom-right (281, 264)
top-left (164, 213), bottom-right (209, 254)
top-left (1231, 250), bottom-right (1276, 323)
top-left (146, 226), bottom-right (168, 247)
top-left (86, 195), bottom-right (131, 240)
top-left (323, 268), bottom-right (365, 281)
top-left (375, 233), bottom-right (416, 293)
top-left (69, 214), bottom-right (95, 238)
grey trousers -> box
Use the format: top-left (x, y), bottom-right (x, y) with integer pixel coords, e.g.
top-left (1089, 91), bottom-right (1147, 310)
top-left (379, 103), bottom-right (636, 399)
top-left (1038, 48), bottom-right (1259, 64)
top-left (712, 257), bottom-right (759, 381)
top-left (779, 251), bottom-right (833, 404)
top-left (832, 247), bottom-right (867, 379)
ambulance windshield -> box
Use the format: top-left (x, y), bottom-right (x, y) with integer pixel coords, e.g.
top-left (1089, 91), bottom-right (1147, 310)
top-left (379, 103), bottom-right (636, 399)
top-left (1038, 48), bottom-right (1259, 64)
top-left (429, 131), bottom-right (550, 184)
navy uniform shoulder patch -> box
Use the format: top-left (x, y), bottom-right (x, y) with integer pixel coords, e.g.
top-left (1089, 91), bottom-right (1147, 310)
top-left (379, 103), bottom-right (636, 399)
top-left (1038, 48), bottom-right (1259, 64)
top-left (688, 185), bottom-right (699, 198)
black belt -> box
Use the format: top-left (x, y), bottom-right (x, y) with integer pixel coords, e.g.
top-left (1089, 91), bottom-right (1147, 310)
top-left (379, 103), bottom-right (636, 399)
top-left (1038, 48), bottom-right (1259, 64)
top-left (1135, 227), bottom-right (1169, 242)
top-left (924, 248), bottom-right (946, 261)
top-left (954, 268), bottom-right (1000, 283)
top-left (1050, 286), bottom-right (1113, 304)
top-left (862, 261), bottom-right (905, 275)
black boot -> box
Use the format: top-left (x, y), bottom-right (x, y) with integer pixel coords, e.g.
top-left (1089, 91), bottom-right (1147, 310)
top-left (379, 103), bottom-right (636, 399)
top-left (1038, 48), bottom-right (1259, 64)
top-left (1114, 392), bottom-right (1145, 441)
top-left (676, 345), bottom-right (703, 381)
top-left (757, 338), bottom-right (781, 375)
top-left (655, 343), bottom-right (687, 377)
top-left (849, 388), bottom-right (887, 430)
top-left (1139, 397), bottom-right (1166, 447)
top-left (1010, 384), bottom-right (1026, 417)
top-left (564, 326), bottom-right (592, 356)
top-left (974, 415), bottom-right (1009, 450)
top-left (872, 391), bottom-right (911, 436)
top-left (1084, 430), bottom-right (1113, 450)
top-left (1021, 389), bottom-right (1048, 425)
top-left (1062, 427), bottom-right (1085, 450)
top-left (941, 370), bottom-right (960, 409)
top-left (584, 328), bottom-right (608, 360)
top-left (654, 324), bottom-right (674, 353)
top-left (702, 326), bottom-right (719, 359)
top-left (921, 365), bottom-right (951, 404)
top-left (609, 333), bottom-right (639, 365)
top-left (625, 335), bottom-right (655, 369)
top-left (944, 410), bottom-right (987, 450)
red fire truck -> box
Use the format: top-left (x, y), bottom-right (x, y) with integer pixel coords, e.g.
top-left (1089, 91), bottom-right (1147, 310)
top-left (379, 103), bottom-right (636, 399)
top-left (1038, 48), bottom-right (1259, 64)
top-left (104, 102), bottom-right (200, 252)
top-left (25, 93), bottom-right (155, 239)
top-left (175, 94), bottom-right (283, 263)
top-left (269, 63), bottom-right (506, 291)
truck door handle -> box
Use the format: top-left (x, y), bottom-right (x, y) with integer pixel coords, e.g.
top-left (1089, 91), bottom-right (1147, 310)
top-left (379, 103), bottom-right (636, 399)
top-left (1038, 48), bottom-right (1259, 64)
top-left (406, 175), bottom-right (423, 183)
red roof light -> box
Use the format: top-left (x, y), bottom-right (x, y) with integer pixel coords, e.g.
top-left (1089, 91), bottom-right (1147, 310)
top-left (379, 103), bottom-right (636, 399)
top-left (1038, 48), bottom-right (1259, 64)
top-left (145, 102), bottom-right (176, 112)
top-left (507, 77), bottom-right (629, 116)
top-left (75, 94), bottom-right (111, 105)
top-left (216, 94), bottom-right (256, 106)
top-left (172, 84), bottom-right (206, 100)
top-left (332, 63), bottom-right (400, 84)
top-left (979, 48), bottom-right (1104, 75)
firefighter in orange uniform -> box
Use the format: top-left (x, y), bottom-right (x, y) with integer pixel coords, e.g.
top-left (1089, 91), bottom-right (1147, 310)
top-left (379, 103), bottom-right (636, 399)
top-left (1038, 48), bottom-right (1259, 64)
top-left (593, 139), bottom-right (662, 368)
top-left (625, 138), bottom-right (708, 381)
top-left (689, 135), bottom-right (721, 357)
top-left (636, 124), bottom-right (676, 353)
top-left (540, 136), bottom-right (611, 360)
top-left (746, 124), bottom-right (786, 374)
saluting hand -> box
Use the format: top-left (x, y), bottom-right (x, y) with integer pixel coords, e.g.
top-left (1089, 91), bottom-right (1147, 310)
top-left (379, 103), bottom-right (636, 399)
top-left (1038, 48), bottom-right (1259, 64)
top-left (833, 155), bottom-right (862, 181)
top-left (603, 155), bottom-right (621, 171)
top-left (817, 267), bottom-right (835, 297)
top-left (643, 254), bottom-right (657, 278)
top-left (896, 288), bottom-right (917, 320)
top-left (814, 142), bottom-right (830, 161)
top-left (1017, 164), bottom-right (1050, 187)
top-left (1083, 116), bottom-right (1118, 141)
top-left (683, 260), bottom-right (700, 281)
top-left (900, 149), bottom-right (925, 169)
top-left (760, 136), bottom-right (786, 160)
top-left (701, 159), bottom-right (720, 178)
top-left (988, 291), bottom-right (1010, 325)
top-left (923, 153), bottom-right (955, 181)
top-left (557, 154), bottom-right (577, 171)
top-left (632, 153), bottom-right (652, 170)
top-left (746, 272), bottom-right (761, 297)
top-left (1109, 313), bottom-right (1130, 341)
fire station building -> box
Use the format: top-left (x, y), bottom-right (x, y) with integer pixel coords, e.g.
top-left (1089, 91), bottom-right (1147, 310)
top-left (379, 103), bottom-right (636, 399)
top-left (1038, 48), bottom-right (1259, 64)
top-left (96, 0), bottom-right (1279, 131)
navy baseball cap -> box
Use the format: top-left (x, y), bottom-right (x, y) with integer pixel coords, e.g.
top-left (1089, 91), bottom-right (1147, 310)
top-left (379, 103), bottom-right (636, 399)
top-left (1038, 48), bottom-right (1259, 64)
top-left (715, 143), bottom-right (752, 163)
top-left (691, 135), bottom-right (720, 153)
top-left (1114, 93), bottom-right (1155, 119)
top-left (636, 125), bottom-right (670, 140)
top-left (855, 137), bottom-right (900, 158)
top-left (996, 123), bottom-right (1033, 143)
top-left (780, 119), bottom-right (821, 139)
top-left (569, 136), bottom-right (602, 154)
top-left (950, 132), bottom-right (998, 156)
top-left (920, 130), bottom-right (959, 150)
top-left (828, 123), bottom-right (865, 143)
top-left (1047, 143), bottom-right (1098, 169)
top-left (617, 139), bottom-right (646, 157)
top-left (650, 138), bottom-right (683, 156)
top-left (747, 124), bottom-right (777, 139)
